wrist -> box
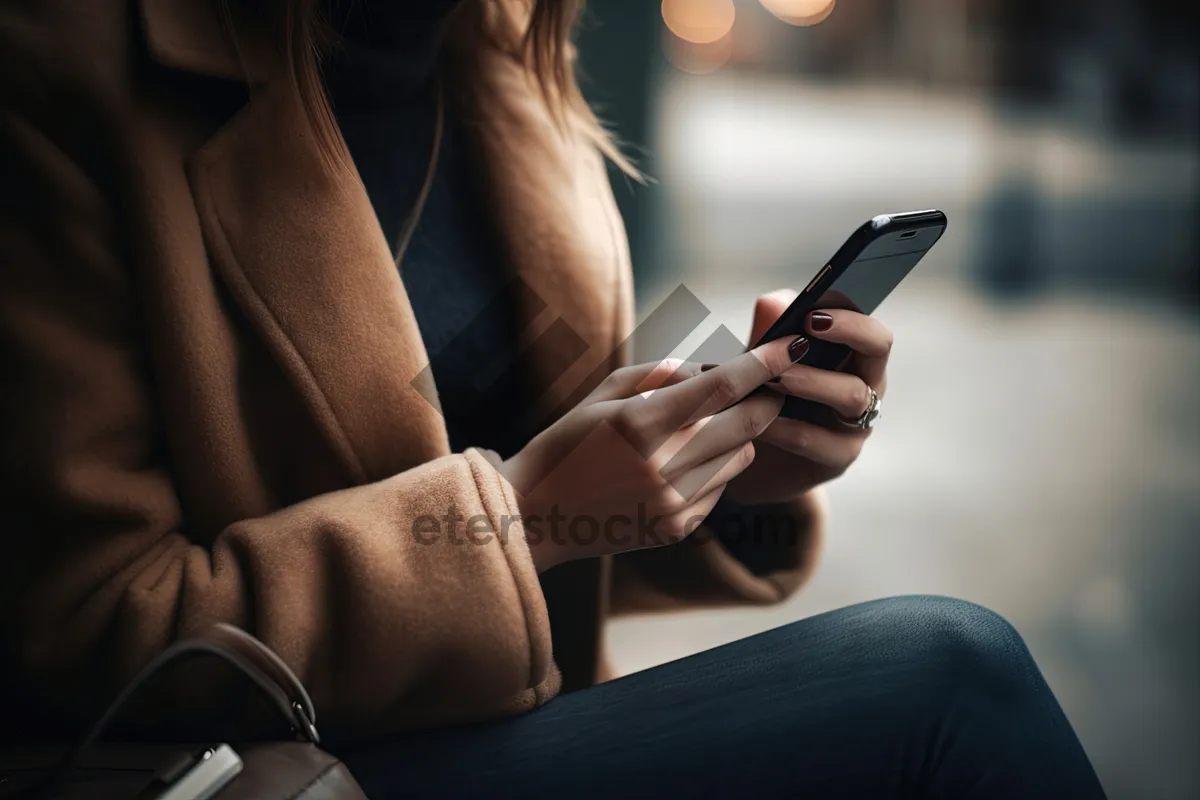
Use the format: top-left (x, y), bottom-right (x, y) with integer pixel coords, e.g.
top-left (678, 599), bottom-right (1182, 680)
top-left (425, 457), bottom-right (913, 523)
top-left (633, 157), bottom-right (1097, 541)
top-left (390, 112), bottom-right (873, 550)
top-left (500, 451), bottom-right (558, 573)
top-left (524, 531), bottom-right (559, 573)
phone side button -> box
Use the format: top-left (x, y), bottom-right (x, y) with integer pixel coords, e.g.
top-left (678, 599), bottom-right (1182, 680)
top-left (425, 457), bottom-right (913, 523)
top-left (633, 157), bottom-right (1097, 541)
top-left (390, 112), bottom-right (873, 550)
top-left (804, 264), bottom-right (831, 294)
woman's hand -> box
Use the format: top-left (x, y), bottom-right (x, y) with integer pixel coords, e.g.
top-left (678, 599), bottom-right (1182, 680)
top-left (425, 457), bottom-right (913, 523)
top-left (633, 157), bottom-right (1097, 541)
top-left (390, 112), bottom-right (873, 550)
top-left (724, 290), bottom-right (893, 506)
top-left (502, 338), bottom-right (801, 572)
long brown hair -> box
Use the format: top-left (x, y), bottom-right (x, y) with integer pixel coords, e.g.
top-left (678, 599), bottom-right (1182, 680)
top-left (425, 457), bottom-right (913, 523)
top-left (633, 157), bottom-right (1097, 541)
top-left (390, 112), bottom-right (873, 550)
top-left (274, 0), bottom-right (637, 177)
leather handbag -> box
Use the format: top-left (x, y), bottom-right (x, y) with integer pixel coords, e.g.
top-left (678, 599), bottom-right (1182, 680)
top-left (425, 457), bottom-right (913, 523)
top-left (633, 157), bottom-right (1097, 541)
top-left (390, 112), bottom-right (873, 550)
top-left (0, 624), bottom-right (368, 799)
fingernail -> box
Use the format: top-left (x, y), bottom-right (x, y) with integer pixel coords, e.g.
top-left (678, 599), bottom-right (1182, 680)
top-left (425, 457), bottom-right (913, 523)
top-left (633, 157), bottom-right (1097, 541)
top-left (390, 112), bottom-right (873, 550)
top-left (809, 312), bottom-right (833, 332)
top-left (700, 363), bottom-right (718, 372)
top-left (788, 337), bottom-right (810, 362)
top-left (767, 376), bottom-right (783, 384)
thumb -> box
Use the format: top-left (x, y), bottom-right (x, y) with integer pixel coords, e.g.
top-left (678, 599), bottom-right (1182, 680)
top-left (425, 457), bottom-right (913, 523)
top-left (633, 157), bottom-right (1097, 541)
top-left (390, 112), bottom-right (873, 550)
top-left (750, 289), bottom-right (797, 345)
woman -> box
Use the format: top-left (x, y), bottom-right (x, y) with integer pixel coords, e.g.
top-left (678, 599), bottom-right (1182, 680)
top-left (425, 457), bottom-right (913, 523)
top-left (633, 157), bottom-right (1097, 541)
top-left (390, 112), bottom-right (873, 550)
top-left (0, 0), bottom-right (1105, 797)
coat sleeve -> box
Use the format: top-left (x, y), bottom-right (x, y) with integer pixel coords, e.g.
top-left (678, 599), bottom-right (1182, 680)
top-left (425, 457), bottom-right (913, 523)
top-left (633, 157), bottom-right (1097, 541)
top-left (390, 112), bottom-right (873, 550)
top-left (609, 490), bottom-right (828, 614)
top-left (0, 71), bottom-right (556, 743)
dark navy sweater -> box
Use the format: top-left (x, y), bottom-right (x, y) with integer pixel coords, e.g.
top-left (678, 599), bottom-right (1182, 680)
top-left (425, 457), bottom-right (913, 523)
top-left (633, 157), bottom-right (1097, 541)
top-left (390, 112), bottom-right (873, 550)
top-left (325, 1), bottom-right (530, 458)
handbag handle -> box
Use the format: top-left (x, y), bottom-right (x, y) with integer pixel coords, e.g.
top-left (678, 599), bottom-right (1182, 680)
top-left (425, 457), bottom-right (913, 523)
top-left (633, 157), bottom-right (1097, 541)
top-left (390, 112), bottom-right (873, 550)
top-left (27, 624), bottom-right (320, 797)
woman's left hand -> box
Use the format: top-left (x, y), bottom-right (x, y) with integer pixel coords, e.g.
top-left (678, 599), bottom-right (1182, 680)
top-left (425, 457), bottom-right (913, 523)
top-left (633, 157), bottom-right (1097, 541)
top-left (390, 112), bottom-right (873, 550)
top-left (725, 289), bottom-right (892, 506)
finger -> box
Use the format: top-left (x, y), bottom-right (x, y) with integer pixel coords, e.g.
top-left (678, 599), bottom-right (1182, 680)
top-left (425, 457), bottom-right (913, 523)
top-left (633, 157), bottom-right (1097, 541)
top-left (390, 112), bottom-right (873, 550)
top-left (750, 289), bottom-right (797, 344)
top-left (587, 358), bottom-right (701, 404)
top-left (806, 310), bottom-right (892, 356)
top-left (758, 417), bottom-right (866, 472)
top-left (661, 483), bottom-right (727, 542)
top-left (657, 392), bottom-right (783, 480)
top-left (639, 336), bottom-right (802, 433)
top-left (765, 363), bottom-right (875, 420)
top-left (666, 440), bottom-right (757, 505)
top-left (807, 309), bottom-right (892, 388)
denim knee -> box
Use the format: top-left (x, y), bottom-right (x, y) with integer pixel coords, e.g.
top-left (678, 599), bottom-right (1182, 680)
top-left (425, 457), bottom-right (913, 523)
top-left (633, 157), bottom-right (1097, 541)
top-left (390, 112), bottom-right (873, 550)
top-left (862, 595), bottom-right (1038, 698)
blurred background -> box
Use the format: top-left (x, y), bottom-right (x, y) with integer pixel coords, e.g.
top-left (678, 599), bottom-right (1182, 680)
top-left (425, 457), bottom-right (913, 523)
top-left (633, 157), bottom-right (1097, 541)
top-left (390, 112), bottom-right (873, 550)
top-left (576, 2), bottom-right (1199, 798)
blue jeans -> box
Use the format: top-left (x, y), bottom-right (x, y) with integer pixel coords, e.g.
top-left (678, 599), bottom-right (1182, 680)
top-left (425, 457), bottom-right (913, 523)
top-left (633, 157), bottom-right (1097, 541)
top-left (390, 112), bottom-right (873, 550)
top-left (339, 596), bottom-right (1106, 798)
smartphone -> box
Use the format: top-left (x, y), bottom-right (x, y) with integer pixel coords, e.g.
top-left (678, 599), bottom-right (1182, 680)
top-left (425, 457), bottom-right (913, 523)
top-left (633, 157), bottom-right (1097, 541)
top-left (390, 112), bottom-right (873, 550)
top-left (754, 209), bottom-right (947, 422)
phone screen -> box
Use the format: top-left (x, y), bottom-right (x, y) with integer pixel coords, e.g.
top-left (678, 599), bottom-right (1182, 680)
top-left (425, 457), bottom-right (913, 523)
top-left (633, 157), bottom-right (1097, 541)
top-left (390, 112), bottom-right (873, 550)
top-left (754, 218), bottom-right (945, 353)
top-left (813, 224), bottom-right (943, 316)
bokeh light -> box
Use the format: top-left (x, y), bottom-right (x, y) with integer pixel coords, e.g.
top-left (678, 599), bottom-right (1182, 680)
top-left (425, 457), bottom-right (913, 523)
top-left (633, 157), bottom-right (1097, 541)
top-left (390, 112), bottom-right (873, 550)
top-left (661, 0), bottom-right (736, 46)
top-left (663, 26), bottom-right (734, 75)
top-left (759, 0), bottom-right (836, 27)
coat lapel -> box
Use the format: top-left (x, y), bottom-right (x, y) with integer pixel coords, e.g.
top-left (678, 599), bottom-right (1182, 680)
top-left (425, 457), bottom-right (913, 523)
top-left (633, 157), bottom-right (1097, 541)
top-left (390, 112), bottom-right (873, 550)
top-left (139, 0), bottom-right (628, 487)
top-left (186, 80), bottom-right (450, 484)
top-left (142, 0), bottom-right (448, 484)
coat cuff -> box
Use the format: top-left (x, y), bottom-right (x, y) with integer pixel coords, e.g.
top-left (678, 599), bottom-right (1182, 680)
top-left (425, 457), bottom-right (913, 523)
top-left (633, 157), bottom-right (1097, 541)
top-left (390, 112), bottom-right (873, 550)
top-left (464, 449), bottom-right (560, 707)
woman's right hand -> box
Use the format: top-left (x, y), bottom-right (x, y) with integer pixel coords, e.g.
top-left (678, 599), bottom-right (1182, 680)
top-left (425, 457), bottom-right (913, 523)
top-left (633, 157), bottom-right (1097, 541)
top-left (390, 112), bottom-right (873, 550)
top-left (501, 337), bottom-right (802, 572)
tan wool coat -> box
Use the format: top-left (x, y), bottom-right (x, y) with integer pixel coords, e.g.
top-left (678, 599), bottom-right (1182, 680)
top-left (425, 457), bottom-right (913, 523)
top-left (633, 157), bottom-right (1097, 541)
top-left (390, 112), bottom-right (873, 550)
top-left (0, 0), bottom-right (826, 742)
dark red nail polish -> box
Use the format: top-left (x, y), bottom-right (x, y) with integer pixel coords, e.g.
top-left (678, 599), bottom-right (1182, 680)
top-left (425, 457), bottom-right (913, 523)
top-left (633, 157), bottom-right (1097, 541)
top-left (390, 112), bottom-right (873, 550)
top-left (700, 363), bottom-right (719, 372)
top-left (768, 376), bottom-right (783, 384)
top-left (788, 337), bottom-right (810, 362)
top-left (810, 312), bottom-right (833, 332)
